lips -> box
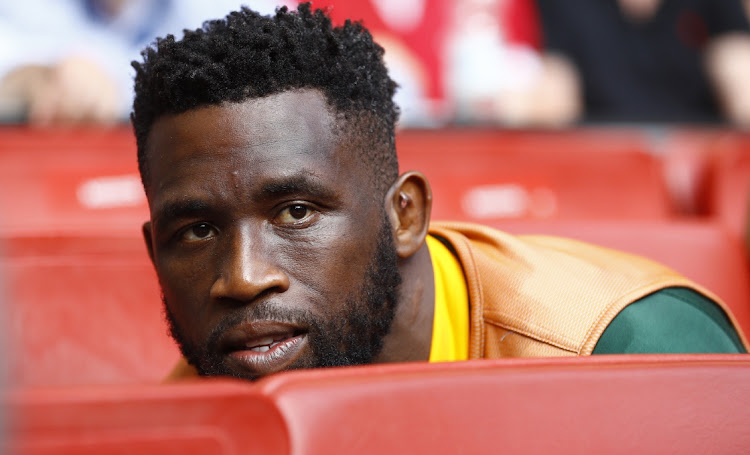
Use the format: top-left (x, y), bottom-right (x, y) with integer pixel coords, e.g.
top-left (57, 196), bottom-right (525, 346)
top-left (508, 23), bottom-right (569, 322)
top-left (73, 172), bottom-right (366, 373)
top-left (244, 333), bottom-right (295, 352)
top-left (220, 321), bottom-right (309, 378)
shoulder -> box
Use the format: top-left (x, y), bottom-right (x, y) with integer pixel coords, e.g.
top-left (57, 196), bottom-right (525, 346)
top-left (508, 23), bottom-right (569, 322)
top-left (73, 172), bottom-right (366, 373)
top-left (430, 222), bottom-right (746, 355)
top-left (594, 287), bottom-right (747, 354)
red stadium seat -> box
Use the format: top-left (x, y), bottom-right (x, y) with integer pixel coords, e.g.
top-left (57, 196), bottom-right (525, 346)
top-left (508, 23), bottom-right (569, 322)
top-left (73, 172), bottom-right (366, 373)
top-left (397, 129), bottom-right (671, 221)
top-left (659, 128), bottom-right (722, 216)
top-left (661, 130), bottom-right (750, 235)
top-left (4, 380), bottom-right (288, 455)
top-left (0, 127), bottom-right (147, 235)
top-left (6, 356), bottom-right (749, 455)
top-left (258, 355), bottom-right (750, 455)
top-left (492, 219), bottom-right (750, 336)
top-left (1, 235), bottom-right (175, 386)
top-left (703, 133), bottom-right (750, 242)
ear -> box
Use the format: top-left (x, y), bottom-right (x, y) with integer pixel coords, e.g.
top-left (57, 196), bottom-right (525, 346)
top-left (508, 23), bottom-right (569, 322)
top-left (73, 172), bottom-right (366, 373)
top-left (142, 221), bottom-right (156, 264)
top-left (385, 171), bottom-right (432, 258)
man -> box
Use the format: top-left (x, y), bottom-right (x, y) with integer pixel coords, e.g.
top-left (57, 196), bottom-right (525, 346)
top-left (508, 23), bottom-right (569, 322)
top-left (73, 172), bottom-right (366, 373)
top-left (131, 4), bottom-right (747, 382)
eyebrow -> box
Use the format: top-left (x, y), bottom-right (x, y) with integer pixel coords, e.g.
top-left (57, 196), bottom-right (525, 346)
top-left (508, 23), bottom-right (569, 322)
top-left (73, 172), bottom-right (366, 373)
top-left (260, 174), bottom-right (338, 203)
top-left (152, 200), bottom-right (210, 229)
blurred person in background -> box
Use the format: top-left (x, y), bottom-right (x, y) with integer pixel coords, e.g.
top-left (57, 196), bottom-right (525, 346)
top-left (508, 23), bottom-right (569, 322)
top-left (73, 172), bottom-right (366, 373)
top-left (293, 0), bottom-right (585, 127)
top-left (0, 0), bottom-right (640, 129)
top-left (0, 0), bottom-right (295, 126)
top-left (0, 0), bottom-right (452, 128)
top-left (445, 0), bottom-right (583, 127)
top-left (534, 0), bottom-right (750, 127)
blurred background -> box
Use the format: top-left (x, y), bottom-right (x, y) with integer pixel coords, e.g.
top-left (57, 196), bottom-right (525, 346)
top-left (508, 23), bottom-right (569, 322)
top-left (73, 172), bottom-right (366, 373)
top-left (2, 0), bottom-right (749, 128)
top-left (0, 0), bottom-right (749, 386)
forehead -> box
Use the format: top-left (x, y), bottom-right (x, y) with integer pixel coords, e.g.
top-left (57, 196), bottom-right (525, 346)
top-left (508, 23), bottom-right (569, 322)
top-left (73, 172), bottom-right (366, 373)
top-left (143, 89), bottom-right (360, 202)
top-left (146, 89), bottom-right (336, 172)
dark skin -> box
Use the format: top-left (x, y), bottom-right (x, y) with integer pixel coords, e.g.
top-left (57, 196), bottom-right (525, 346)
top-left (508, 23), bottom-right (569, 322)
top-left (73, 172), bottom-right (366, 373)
top-left (142, 89), bottom-right (436, 380)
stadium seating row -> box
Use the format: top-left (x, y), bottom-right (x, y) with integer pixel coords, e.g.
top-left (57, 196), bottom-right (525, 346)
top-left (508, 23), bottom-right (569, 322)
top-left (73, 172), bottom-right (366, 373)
top-left (0, 126), bottom-right (747, 235)
top-left (397, 128), bottom-right (672, 220)
top-left (5, 354), bottom-right (750, 455)
top-left (0, 128), bottom-right (144, 236)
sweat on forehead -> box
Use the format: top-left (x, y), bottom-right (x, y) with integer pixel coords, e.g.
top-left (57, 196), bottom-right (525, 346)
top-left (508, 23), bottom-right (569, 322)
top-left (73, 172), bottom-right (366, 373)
top-left (131, 3), bottom-right (400, 196)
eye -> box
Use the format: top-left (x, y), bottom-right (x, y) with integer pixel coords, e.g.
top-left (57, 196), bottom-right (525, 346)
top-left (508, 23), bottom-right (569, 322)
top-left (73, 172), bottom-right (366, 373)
top-left (275, 204), bottom-right (314, 225)
top-left (180, 223), bottom-right (217, 242)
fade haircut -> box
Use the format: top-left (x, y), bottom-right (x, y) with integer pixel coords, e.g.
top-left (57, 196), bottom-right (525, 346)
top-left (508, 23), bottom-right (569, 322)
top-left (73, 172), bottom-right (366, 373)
top-left (131, 2), bottom-right (400, 197)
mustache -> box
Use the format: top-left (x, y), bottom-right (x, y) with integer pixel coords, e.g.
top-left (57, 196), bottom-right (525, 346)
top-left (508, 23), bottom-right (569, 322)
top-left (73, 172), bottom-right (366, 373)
top-left (204, 302), bottom-right (318, 352)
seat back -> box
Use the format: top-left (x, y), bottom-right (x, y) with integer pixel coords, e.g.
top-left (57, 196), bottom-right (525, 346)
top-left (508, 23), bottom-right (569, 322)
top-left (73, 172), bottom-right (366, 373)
top-left (5, 356), bottom-right (750, 455)
top-left (704, 134), bottom-right (750, 242)
top-left (258, 355), bottom-right (750, 455)
top-left (397, 129), bottom-right (671, 221)
top-left (1, 235), bottom-right (175, 386)
top-left (0, 127), bottom-right (146, 236)
top-left (5, 380), bottom-right (288, 455)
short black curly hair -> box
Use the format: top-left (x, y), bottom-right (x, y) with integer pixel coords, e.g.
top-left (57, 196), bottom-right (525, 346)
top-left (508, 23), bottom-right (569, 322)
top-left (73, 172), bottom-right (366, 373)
top-left (132, 2), bottom-right (400, 196)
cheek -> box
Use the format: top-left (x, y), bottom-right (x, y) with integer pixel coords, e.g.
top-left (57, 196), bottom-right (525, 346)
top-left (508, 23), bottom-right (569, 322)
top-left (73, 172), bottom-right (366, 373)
top-left (283, 221), bottom-right (379, 301)
top-left (155, 255), bottom-right (216, 332)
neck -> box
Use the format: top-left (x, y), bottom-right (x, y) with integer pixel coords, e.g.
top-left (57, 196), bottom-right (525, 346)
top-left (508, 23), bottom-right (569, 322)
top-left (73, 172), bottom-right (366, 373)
top-left (375, 242), bottom-right (435, 363)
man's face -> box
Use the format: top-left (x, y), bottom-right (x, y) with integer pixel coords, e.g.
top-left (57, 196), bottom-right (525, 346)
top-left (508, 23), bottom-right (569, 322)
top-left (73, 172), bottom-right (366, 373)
top-left (143, 90), bottom-right (401, 381)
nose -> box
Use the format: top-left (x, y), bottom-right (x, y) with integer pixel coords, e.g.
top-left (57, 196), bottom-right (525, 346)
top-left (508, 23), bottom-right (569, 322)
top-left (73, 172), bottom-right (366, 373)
top-left (209, 226), bottom-right (290, 304)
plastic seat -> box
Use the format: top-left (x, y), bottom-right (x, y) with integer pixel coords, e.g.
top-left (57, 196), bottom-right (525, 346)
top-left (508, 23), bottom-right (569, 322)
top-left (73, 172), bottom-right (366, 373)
top-left (7, 355), bottom-right (749, 455)
top-left (258, 355), bottom-right (750, 455)
top-left (397, 129), bottom-right (671, 221)
top-left (1, 235), bottom-right (175, 386)
top-left (0, 127), bottom-right (146, 235)
top-left (5, 380), bottom-right (288, 455)
top-left (703, 133), bottom-right (750, 242)
top-left (660, 130), bottom-right (750, 236)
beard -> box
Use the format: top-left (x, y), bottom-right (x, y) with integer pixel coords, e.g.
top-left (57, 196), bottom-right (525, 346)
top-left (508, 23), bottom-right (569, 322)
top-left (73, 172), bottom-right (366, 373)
top-left (163, 215), bottom-right (402, 380)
